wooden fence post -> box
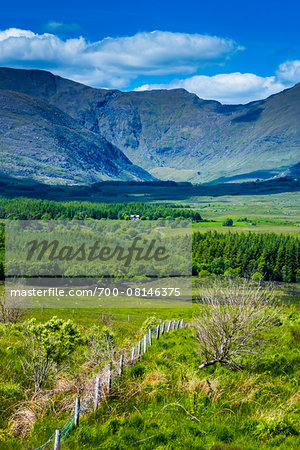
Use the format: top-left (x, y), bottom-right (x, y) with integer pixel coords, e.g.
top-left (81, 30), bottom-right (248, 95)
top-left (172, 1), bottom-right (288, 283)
top-left (148, 328), bottom-right (152, 346)
top-left (119, 355), bottom-right (124, 376)
top-left (172, 320), bottom-right (175, 331)
top-left (41, 306), bottom-right (44, 314)
top-left (128, 314), bottom-right (130, 322)
top-left (143, 335), bottom-right (147, 353)
top-left (167, 321), bottom-right (172, 333)
top-left (161, 322), bottom-right (165, 335)
top-left (138, 340), bottom-right (142, 359)
top-left (54, 429), bottom-right (61, 450)
top-left (156, 324), bottom-right (160, 340)
top-left (108, 362), bottom-right (112, 392)
top-left (94, 377), bottom-right (101, 411)
top-left (72, 309), bottom-right (75, 318)
top-left (102, 312), bottom-right (104, 320)
top-left (180, 319), bottom-right (184, 328)
top-left (131, 347), bottom-right (135, 365)
top-left (176, 320), bottom-right (180, 330)
top-left (74, 396), bottom-right (80, 427)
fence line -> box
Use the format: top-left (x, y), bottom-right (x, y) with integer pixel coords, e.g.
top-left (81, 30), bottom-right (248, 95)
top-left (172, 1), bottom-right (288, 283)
top-left (35, 318), bottom-right (187, 449)
top-left (39, 308), bottom-right (171, 322)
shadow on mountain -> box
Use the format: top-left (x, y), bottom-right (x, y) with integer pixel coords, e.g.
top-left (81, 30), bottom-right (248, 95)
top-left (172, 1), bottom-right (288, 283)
top-left (0, 175), bottom-right (299, 204)
top-left (231, 108), bottom-right (264, 123)
top-left (212, 169), bottom-right (279, 183)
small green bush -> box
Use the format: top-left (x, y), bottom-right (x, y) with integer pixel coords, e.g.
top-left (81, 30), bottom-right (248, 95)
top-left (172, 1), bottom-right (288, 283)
top-left (141, 315), bottom-right (161, 333)
top-left (222, 218), bottom-right (233, 226)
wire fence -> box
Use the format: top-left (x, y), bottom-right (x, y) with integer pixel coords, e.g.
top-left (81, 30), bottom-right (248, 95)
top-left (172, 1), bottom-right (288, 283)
top-left (34, 318), bottom-right (187, 449)
top-left (39, 308), bottom-right (174, 323)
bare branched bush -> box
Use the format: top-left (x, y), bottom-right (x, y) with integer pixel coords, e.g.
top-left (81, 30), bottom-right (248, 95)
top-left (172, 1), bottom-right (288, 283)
top-left (85, 326), bottom-right (115, 368)
top-left (21, 333), bottom-right (57, 392)
top-left (0, 292), bottom-right (26, 324)
top-left (195, 280), bottom-right (279, 370)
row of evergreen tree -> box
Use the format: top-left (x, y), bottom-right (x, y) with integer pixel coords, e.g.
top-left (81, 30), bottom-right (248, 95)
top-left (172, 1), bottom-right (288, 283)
top-left (192, 231), bottom-right (300, 282)
top-left (0, 198), bottom-right (202, 221)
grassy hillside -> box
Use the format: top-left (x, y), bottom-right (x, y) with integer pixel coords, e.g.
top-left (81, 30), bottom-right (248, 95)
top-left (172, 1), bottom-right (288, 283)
top-left (0, 304), bottom-right (299, 449)
top-left (65, 316), bottom-right (300, 450)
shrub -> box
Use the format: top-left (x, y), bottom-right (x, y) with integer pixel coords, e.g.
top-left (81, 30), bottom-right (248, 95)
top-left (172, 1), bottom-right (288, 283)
top-left (141, 315), bottom-right (161, 333)
top-left (222, 218), bottom-right (233, 226)
top-left (22, 316), bottom-right (82, 391)
top-left (85, 325), bottom-right (115, 367)
top-left (0, 294), bottom-right (26, 324)
top-left (195, 280), bottom-right (279, 369)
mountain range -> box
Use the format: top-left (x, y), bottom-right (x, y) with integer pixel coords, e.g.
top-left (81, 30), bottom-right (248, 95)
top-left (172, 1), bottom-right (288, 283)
top-left (0, 67), bottom-right (299, 184)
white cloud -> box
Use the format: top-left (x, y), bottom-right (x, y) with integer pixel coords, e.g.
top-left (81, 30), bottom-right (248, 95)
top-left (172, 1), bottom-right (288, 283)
top-left (1, 27), bottom-right (299, 103)
top-left (0, 28), bottom-right (242, 87)
top-left (0, 28), bottom-right (36, 41)
top-left (135, 72), bottom-right (290, 104)
top-left (277, 60), bottom-right (300, 83)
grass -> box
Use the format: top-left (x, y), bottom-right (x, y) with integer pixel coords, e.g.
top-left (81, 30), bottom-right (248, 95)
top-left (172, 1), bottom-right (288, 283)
top-left (41, 309), bottom-right (300, 449)
top-left (192, 221), bottom-right (300, 235)
top-left (0, 302), bottom-right (299, 449)
top-left (0, 180), bottom-right (299, 447)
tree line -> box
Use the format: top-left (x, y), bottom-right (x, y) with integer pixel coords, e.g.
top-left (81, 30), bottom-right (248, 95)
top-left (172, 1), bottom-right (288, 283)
top-left (0, 198), bottom-right (202, 221)
top-left (193, 231), bottom-right (300, 282)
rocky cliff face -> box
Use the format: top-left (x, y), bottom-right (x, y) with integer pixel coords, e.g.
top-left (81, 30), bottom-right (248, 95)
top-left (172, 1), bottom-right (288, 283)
top-left (0, 88), bottom-right (154, 184)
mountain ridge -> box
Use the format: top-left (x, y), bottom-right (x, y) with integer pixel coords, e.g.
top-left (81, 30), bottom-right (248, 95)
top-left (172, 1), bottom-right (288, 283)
top-left (0, 67), bottom-right (299, 183)
top-left (0, 87), bottom-right (155, 184)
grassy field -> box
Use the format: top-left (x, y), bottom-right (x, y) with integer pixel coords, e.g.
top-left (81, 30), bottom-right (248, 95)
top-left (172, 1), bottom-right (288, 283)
top-left (0, 302), bottom-right (299, 450)
top-left (193, 221), bottom-right (300, 235)
top-left (188, 191), bottom-right (300, 233)
top-left (0, 179), bottom-right (299, 449)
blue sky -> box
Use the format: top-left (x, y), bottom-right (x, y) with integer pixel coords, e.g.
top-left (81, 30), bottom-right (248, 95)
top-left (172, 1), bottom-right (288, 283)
top-left (1, 0), bottom-right (300, 103)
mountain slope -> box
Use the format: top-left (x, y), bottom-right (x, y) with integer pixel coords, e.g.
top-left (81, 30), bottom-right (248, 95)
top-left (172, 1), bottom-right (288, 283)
top-left (0, 89), bottom-right (154, 184)
top-left (0, 67), bottom-right (299, 183)
top-left (279, 162), bottom-right (300, 178)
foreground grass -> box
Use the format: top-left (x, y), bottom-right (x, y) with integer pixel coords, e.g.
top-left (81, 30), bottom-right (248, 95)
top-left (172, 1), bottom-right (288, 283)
top-left (0, 305), bottom-right (299, 449)
top-left (62, 313), bottom-right (300, 450)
